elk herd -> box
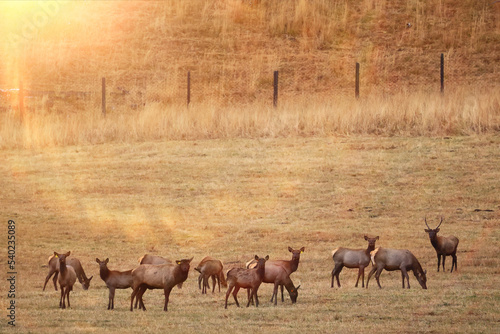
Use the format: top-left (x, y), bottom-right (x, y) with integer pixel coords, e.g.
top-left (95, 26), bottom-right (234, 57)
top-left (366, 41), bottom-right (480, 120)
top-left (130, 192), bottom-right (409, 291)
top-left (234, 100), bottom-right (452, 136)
top-left (43, 218), bottom-right (459, 311)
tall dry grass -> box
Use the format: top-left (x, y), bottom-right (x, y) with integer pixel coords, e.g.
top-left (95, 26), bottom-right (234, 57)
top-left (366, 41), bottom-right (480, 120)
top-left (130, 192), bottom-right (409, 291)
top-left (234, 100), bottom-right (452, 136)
top-left (1, 86), bottom-right (498, 149)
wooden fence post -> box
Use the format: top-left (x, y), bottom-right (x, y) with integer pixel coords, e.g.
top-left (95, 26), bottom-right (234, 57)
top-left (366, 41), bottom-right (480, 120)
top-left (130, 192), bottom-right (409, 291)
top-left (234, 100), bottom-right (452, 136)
top-left (355, 62), bottom-right (360, 99)
top-left (440, 53), bottom-right (444, 94)
top-left (187, 71), bottom-right (191, 108)
top-left (101, 77), bottom-right (106, 116)
top-left (273, 70), bottom-right (278, 108)
top-left (19, 81), bottom-right (24, 122)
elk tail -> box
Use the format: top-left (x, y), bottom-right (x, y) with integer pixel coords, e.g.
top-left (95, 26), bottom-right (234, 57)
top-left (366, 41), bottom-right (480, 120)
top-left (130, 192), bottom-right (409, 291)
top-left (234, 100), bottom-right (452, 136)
top-left (331, 248), bottom-right (339, 259)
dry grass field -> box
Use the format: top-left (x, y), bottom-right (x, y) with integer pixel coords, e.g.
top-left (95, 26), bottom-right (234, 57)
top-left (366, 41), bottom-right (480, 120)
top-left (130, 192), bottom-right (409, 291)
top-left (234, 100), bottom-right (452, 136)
top-left (1, 136), bottom-right (499, 333)
top-left (1, 1), bottom-right (499, 333)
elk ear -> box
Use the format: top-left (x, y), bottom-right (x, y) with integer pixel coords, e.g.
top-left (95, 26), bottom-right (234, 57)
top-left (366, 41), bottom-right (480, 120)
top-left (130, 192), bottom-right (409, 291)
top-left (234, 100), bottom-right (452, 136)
top-left (95, 258), bottom-right (100, 263)
top-left (375, 236), bottom-right (379, 240)
top-left (54, 252), bottom-right (59, 258)
top-left (65, 251), bottom-right (71, 257)
top-left (254, 255), bottom-right (259, 260)
top-left (296, 285), bottom-right (301, 290)
top-left (424, 229), bottom-right (431, 232)
top-left (176, 260), bottom-right (182, 265)
top-left (105, 258), bottom-right (109, 264)
top-left (265, 255), bottom-right (269, 260)
top-left (300, 247), bottom-right (305, 253)
top-left (435, 228), bottom-right (440, 233)
top-left (89, 276), bottom-right (93, 281)
top-left (188, 257), bottom-right (193, 263)
top-left (288, 246), bottom-right (293, 252)
top-left (364, 235), bottom-right (368, 240)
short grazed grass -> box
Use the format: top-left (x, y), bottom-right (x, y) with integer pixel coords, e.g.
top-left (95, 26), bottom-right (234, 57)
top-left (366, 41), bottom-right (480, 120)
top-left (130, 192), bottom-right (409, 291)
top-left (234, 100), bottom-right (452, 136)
top-left (1, 135), bottom-right (499, 333)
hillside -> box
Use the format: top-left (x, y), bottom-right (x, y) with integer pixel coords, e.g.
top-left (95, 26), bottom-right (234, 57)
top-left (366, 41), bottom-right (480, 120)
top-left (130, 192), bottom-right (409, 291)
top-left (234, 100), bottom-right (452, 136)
top-left (2, 1), bottom-right (499, 99)
top-left (0, 1), bottom-right (499, 146)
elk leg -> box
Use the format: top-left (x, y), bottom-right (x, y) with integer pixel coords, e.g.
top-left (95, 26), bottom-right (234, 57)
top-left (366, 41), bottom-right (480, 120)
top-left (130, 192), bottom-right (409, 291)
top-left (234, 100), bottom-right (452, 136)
top-left (163, 287), bottom-right (172, 312)
top-left (66, 288), bottom-right (71, 308)
top-left (281, 284), bottom-right (284, 302)
top-left (331, 264), bottom-right (343, 288)
top-left (59, 286), bottom-right (65, 308)
top-left (366, 267), bottom-right (377, 288)
top-left (137, 286), bottom-right (147, 310)
top-left (442, 255), bottom-right (447, 272)
top-left (43, 269), bottom-right (56, 291)
top-left (212, 275), bottom-right (216, 293)
top-left (374, 268), bottom-right (383, 289)
top-left (233, 286), bottom-right (241, 307)
top-left (109, 287), bottom-right (115, 310)
top-left (130, 286), bottom-right (140, 311)
top-left (272, 282), bottom-right (279, 306)
top-left (224, 284), bottom-right (234, 309)
top-left (53, 271), bottom-right (59, 291)
top-left (355, 266), bottom-right (364, 288)
top-left (401, 269), bottom-right (410, 289)
top-left (451, 254), bottom-right (457, 272)
top-left (247, 288), bottom-right (254, 305)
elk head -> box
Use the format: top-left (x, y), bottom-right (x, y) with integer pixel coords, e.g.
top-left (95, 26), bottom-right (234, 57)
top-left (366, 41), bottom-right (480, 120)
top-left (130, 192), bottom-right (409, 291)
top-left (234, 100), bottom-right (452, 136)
top-left (424, 217), bottom-right (443, 240)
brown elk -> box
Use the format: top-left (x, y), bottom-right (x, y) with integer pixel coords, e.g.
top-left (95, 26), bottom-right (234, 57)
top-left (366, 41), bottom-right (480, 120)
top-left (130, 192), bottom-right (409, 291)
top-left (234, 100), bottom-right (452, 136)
top-left (130, 258), bottom-right (193, 312)
top-left (96, 258), bottom-right (134, 310)
top-left (246, 246), bottom-right (304, 303)
top-left (424, 217), bottom-right (459, 272)
top-left (331, 236), bottom-right (379, 288)
top-left (43, 254), bottom-right (93, 291)
top-left (195, 257), bottom-right (227, 294)
top-left (366, 247), bottom-right (427, 289)
top-left (55, 252), bottom-right (77, 309)
top-left (225, 255), bottom-right (268, 309)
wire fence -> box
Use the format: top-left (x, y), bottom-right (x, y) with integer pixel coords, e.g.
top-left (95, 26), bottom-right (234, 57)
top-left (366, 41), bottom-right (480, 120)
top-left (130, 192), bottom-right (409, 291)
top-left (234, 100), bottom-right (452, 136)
top-left (1, 53), bottom-right (498, 116)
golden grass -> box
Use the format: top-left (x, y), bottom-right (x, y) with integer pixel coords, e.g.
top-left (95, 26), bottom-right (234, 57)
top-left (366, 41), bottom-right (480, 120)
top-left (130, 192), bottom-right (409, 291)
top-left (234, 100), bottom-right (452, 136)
top-left (1, 136), bottom-right (499, 333)
top-left (1, 86), bottom-right (499, 148)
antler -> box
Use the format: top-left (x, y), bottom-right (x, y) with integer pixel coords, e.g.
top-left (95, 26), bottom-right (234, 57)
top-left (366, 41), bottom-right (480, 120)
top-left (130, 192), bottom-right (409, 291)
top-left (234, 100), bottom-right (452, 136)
top-left (424, 217), bottom-right (431, 229)
top-left (436, 217), bottom-right (444, 229)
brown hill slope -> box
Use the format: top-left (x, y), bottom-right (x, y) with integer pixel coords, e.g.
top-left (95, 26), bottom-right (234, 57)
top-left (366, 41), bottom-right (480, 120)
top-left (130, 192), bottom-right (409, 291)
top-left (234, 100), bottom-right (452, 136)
top-left (1, 0), bottom-right (499, 102)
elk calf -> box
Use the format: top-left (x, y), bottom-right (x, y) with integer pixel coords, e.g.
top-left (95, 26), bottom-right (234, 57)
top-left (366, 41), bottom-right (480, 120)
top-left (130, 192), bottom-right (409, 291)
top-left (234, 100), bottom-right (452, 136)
top-left (331, 236), bottom-right (379, 288)
top-left (96, 258), bottom-right (134, 310)
top-left (366, 247), bottom-right (427, 289)
top-left (43, 254), bottom-right (93, 291)
top-left (225, 255), bottom-right (268, 309)
top-left (424, 217), bottom-right (459, 272)
top-left (195, 257), bottom-right (227, 294)
top-left (55, 252), bottom-right (77, 309)
top-left (130, 258), bottom-right (192, 312)
top-left (246, 247), bottom-right (304, 303)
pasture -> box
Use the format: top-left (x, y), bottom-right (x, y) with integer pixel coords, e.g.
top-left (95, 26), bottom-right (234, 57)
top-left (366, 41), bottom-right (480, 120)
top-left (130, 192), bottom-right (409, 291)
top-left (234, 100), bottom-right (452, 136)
top-left (1, 135), bottom-right (499, 333)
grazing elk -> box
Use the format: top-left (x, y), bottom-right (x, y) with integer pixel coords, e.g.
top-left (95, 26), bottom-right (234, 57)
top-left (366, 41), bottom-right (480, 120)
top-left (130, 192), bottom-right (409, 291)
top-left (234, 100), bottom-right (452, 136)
top-left (246, 246), bottom-right (304, 303)
top-left (366, 247), bottom-right (427, 289)
top-left (96, 258), bottom-right (134, 310)
top-left (195, 256), bottom-right (227, 294)
top-left (130, 258), bottom-right (193, 312)
top-left (138, 253), bottom-right (184, 289)
top-left (331, 236), bottom-right (379, 288)
top-left (43, 253), bottom-right (93, 291)
top-left (225, 255), bottom-right (268, 309)
top-left (424, 217), bottom-right (459, 272)
top-left (55, 252), bottom-right (77, 309)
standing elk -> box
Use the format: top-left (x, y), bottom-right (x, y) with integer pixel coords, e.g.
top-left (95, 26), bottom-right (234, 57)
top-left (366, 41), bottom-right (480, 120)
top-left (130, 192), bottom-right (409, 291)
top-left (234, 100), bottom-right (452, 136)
top-left (43, 253), bottom-right (93, 291)
top-left (55, 252), bottom-right (77, 309)
top-left (246, 246), bottom-right (304, 303)
top-left (225, 255), bottom-right (268, 309)
top-left (331, 236), bottom-right (379, 288)
top-left (96, 258), bottom-right (134, 310)
top-left (130, 257), bottom-right (193, 312)
top-left (366, 247), bottom-right (427, 289)
top-left (195, 257), bottom-right (227, 294)
top-left (424, 217), bottom-right (459, 272)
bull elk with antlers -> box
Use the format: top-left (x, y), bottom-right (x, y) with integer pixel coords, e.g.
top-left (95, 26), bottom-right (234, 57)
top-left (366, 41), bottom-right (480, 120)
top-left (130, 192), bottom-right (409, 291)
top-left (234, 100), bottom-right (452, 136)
top-left (424, 217), bottom-right (459, 272)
